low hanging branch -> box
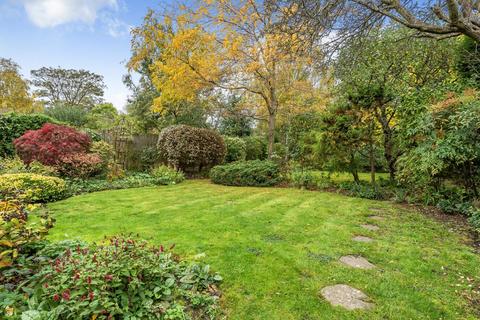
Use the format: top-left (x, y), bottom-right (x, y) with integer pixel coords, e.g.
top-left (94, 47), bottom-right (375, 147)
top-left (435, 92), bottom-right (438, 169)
top-left (352, 0), bottom-right (480, 41)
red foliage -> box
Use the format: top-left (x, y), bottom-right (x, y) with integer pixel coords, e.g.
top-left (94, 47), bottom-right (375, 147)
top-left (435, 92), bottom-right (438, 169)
top-left (55, 153), bottom-right (104, 178)
top-left (13, 123), bottom-right (92, 165)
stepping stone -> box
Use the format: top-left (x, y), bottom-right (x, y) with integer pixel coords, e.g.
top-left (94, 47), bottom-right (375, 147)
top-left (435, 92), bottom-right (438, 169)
top-left (368, 215), bottom-right (385, 221)
top-left (320, 284), bottom-right (374, 310)
top-left (352, 235), bottom-right (373, 242)
top-left (369, 207), bottom-right (385, 213)
top-left (360, 224), bottom-right (379, 231)
top-left (339, 255), bottom-right (376, 269)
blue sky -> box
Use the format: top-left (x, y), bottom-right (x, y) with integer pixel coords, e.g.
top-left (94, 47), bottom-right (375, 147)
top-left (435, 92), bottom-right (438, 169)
top-left (0, 0), bottom-right (159, 111)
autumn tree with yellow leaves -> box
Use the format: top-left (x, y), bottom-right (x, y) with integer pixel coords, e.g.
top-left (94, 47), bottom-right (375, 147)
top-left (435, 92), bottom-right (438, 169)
top-left (128, 0), bottom-right (325, 157)
top-left (0, 58), bottom-right (38, 113)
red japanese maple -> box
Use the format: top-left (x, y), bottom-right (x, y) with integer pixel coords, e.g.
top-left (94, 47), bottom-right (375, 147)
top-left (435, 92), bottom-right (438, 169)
top-left (14, 123), bottom-right (92, 165)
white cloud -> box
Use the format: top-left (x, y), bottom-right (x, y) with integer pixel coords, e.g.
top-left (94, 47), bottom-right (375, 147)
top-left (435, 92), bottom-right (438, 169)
top-left (100, 12), bottom-right (131, 37)
top-left (19, 0), bottom-right (118, 28)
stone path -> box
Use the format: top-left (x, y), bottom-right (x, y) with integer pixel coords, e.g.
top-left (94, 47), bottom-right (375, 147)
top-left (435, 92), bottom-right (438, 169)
top-left (360, 224), bottom-right (379, 231)
top-left (368, 215), bottom-right (385, 221)
top-left (320, 284), bottom-right (374, 310)
top-left (339, 255), bottom-right (376, 269)
top-left (320, 208), bottom-right (386, 310)
top-left (352, 235), bottom-right (373, 242)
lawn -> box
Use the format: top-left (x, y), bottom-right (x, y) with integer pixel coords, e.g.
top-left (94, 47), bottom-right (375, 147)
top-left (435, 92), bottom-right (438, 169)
top-left (312, 171), bottom-right (389, 183)
top-left (47, 180), bottom-right (480, 319)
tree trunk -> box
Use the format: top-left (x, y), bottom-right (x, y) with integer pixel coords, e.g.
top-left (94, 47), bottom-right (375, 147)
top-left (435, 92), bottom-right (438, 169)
top-left (267, 112), bottom-right (276, 158)
top-left (374, 103), bottom-right (397, 182)
top-left (350, 153), bottom-right (360, 183)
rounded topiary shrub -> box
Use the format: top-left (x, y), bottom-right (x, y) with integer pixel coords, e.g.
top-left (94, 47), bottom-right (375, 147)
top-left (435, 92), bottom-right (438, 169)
top-left (223, 136), bottom-right (247, 163)
top-left (157, 125), bottom-right (226, 174)
top-left (0, 173), bottom-right (66, 203)
top-left (210, 160), bottom-right (280, 187)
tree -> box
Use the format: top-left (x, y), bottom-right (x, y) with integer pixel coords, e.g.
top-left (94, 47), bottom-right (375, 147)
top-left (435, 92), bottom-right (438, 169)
top-left (85, 103), bottom-right (119, 130)
top-left (44, 103), bottom-right (88, 127)
top-left (31, 67), bottom-right (105, 108)
top-left (0, 58), bottom-right (37, 113)
top-left (128, 1), bottom-right (320, 157)
top-left (335, 28), bottom-right (456, 181)
top-left (352, 0), bottom-right (480, 42)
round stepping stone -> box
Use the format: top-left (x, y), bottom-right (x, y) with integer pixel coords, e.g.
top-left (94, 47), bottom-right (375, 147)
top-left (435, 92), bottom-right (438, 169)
top-left (352, 235), bottom-right (373, 242)
top-left (360, 224), bottom-right (379, 231)
top-left (339, 255), bottom-right (376, 269)
top-left (320, 284), bottom-right (374, 310)
top-left (368, 215), bottom-right (385, 221)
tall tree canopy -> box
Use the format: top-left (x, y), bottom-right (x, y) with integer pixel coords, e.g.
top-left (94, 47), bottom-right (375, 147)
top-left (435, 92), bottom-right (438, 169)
top-left (0, 58), bottom-right (37, 113)
top-left (31, 67), bottom-right (105, 108)
top-left (335, 28), bottom-right (456, 180)
top-left (128, 1), bottom-right (323, 157)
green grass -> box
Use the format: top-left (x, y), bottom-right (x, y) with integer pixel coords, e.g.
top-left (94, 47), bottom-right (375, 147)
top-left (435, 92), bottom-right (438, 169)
top-left (312, 171), bottom-right (389, 183)
top-left (47, 180), bottom-right (480, 319)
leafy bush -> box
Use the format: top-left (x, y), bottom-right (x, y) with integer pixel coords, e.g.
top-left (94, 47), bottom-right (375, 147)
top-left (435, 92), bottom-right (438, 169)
top-left (288, 169), bottom-right (317, 190)
top-left (0, 173), bottom-right (66, 203)
top-left (0, 113), bottom-right (56, 158)
top-left (210, 160), bottom-right (280, 187)
top-left (0, 157), bottom-right (57, 176)
top-left (223, 136), bottom-right (247, 163)
top-left (469, 208), bottom-right (480, 232)
top-left (337, 181), bottom-right (386, 200)
top-left (140, 146), bottom-right (162, 170)
top-left (158, 125), bottom-right (226, 174)
top-left (151, 165), bottom-right (185, 185)
top-left (243, 136), bottom-right (267, 160)
top-left (0, 199), bottom-right (29, 222)
top-left (14, 123), bottom-right (92, 166)
top-left (44, 103), bottom-right (88, 127)
top-left (90, 141), bottom-right (115, 164)
top-left (66, 173), bottom-right (157, 196)
top-left (55, 153), bottom-right (104, 179)
top-left (0, 205), bottom-right (54, 269)
top-left (24, 236), bottom-right (222, 319)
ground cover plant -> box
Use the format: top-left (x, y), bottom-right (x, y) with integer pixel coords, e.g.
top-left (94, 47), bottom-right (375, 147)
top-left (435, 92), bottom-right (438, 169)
top-left (46, 180), bottom-right (480, 319)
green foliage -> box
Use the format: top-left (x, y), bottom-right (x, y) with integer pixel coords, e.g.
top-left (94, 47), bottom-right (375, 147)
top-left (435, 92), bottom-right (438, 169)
top-left (223, 136), bottom-right (247, 163)
top-left (89, 141), bottom-right (115, 164)
top-left (337, 181), bottom-right (386, 200)
top-left (455, 36), bottom-right (480, 86)
top-left (140, 146), bottom-right (162, 170)
top-left (151, 165), bottom-right (185, 185)
top-left (243, 136), bottom-right (267, 161)
top-left (288, 168), bottom-right (317, 190)
top-left (24, 236), bottom-right (222, 319)
top-left (55, 153), bottom-right (104, 179)
top-left (0, 157), bottom-right (57, 176)
top-left (397, 90), bottom-right (480, 198)
top-left (218, 95), bottom-right (253, 137)
top-left (0, 173), bottom-right (66, 203)
top-left (44, 103), bottom-right (88, 127)
top-left (210, 160), bottom-right (280, 187)
top-left (0, 113), bottom-right (56, 158)
top-left (85, 103), bottom-right (118, 130)
top-left (0, 204), bottom-right (54, 269)
top-left (157, 125), bottom-right (226, 174)
top-left (65, 173), bottom-right (158, 196)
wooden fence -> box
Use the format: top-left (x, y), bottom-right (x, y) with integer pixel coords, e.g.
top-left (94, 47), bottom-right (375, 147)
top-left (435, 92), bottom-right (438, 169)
top-left (101, 131), bottom-right (158, 170)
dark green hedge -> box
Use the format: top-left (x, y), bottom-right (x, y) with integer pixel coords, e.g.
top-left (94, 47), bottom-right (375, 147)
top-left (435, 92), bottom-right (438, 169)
top-left (210, 160), bottom-right (280, 187)
top-left (0, 113), bottom-right (56, 158)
